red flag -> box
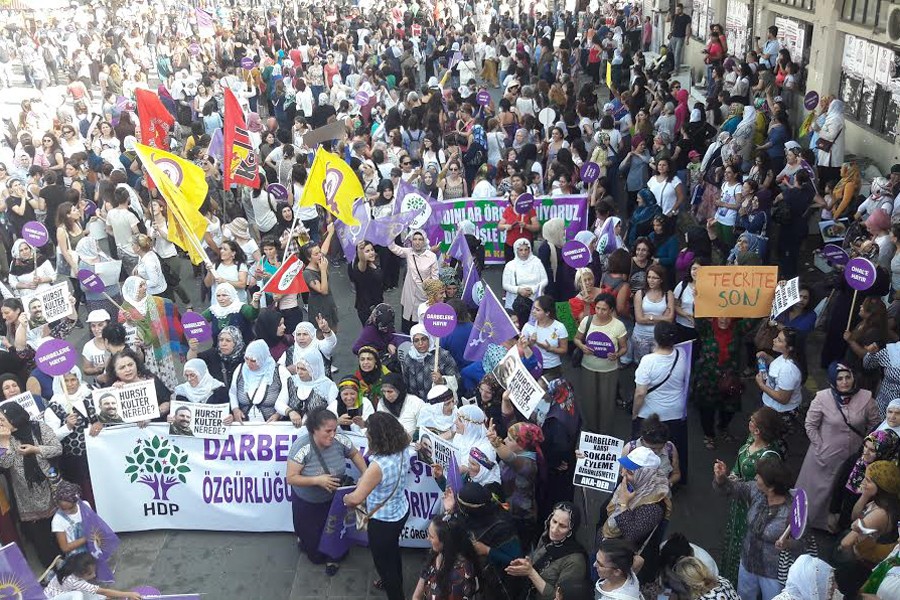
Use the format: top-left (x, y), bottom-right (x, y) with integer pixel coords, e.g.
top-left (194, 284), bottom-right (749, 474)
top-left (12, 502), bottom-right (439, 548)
top-left (262, 254), bottom-right (309, 294)
top-left (135, 88), bottom-right (174, 151)
top-left (223, 88), bottom-right (260, 190)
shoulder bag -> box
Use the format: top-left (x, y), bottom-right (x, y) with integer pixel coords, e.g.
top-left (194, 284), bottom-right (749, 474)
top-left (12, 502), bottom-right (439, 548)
top-left (815, 127), bottom-right (842, 153)
top-left (310, 439), bottom-right (356, 488)
top-left (646, 349), bottom-right (680, 395)
top-left (355, 456), bottom-right (404, 531)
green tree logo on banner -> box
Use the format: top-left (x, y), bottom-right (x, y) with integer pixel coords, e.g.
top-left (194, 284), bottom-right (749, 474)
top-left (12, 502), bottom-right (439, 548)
top-left (124, 435), bottom-right (190, 501)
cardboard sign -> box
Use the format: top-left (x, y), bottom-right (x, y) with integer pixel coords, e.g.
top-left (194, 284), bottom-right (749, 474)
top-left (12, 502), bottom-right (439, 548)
top-left (561, 240), bottom-right (591, 268)
top-left (770, 277), bottom-right (801, 320)
top-left (819, 219), bottom-right (848, 244)
top-left (422, 303), bottom-right (457, 337)
top-left (580, 162), bottom-right (601, 184)
top-left (491, 346), bottom-right (545, 418)
top-left (694, 266), bottom-right (779, 318)
top-left (22, 282), bottom-right (70, 329)
top-left (573, 432), bottom-right (624, 492)
top-left (0, 392), bottom-right (41, 419)
top-left (169, 401), bottom-right (229, 439)
top-left (92, 380), bottom-right (159, 424)
top-left (416, 427), bottom-right (459, 473)
top-left (181, 312), bottom-right (212, 343)
top-left (301, 120), bottom-right (349, 147)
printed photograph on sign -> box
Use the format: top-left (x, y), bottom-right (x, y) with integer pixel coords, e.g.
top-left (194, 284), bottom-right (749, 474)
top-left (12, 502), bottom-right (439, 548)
top-left (0, 392), bottom-right (41, 419)
top-left (573, 432), bottom-right (624, 493)
top-left (169, 401), bottom-right (229, 439)
top-left (92, 380), bottom-right (159, 424)
top-left (491, 346), bottom-right (545, 418)
top-left (22, 282), bottom-right (71, 330)
top-left (819, 219), bottom-right (848, 244)
top-left (416, 427), bottom-right (458, 473)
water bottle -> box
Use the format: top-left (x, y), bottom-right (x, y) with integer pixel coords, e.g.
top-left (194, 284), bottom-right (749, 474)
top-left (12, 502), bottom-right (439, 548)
top-left (47, 466), bottom-right (61, 487)
top-left (757, 357), bottom-right (768, 374)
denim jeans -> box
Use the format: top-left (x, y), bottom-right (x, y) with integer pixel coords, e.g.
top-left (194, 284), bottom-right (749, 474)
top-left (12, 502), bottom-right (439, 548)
top-left (670, 36), bottom-right (686, 69)
top-left (738, 561), bottom-right (783, 600)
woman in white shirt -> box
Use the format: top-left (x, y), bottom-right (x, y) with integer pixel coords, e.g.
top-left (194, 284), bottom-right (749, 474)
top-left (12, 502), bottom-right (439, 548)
top-left (376, 372), bottom-right (424, 438)
top-left (673, 258), bottom-right (702, 342)
top-left (714, 165), bottom-right (743, 246)
top-left (520, 295), bottom-right (569, 380)
top-left (248, 174), bottom-right (278, 235)
top-left (755, 327), bottom-right (804, 427)
top-left (131, 234), bottom-right (167, 296)
top-left (647, 158), bottom-right (686, 217)
top-left (502, 238), bottom-right (549, 323)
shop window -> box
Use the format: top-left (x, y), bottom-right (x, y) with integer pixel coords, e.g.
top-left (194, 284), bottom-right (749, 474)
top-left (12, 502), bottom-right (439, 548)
top-left (771, 0), bottom-right (815, 11)
top-left (691, 0), bottom-right (714, 40)
top-left (840, 0), bottom-right (882, 28)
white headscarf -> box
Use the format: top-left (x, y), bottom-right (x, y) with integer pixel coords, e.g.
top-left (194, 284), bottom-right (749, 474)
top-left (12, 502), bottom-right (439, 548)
top-left (781, 555), bottom-right (834, 600)
top-left (122, 276), bottom-right (148, 314)
top-left (290, 321), bottom-right (323, 365)
top-left (734, 106), bottom-right (757, 141)
top-left (877, 398), bottom-right (900, 435)
top-left (174, 358), bottom-right (225, 404)
top-left (407, 323), bottom-right (435, 361)
top-left (701, 131), bottom-right (731, 172)
top-left (458, 220), bottom-right (477, 237)
top-left (51, 367), bottom-right (91, 404)
top-left (513, 237), bottom-right (536, 263)
top-left (574, 230), bottom-right (597, 249)
top-left (75, 237), bottom-right (107, 263)
top-left (241, 339), bottom-right (278, 389)
top-left (453, 404), bottom-right (488, 459)
top-left (209, 282), bottom-right (242, 319)
top-left (10, 239), bottom-right (30, 261)
top-left (293, 354), bottom-right (338, 401)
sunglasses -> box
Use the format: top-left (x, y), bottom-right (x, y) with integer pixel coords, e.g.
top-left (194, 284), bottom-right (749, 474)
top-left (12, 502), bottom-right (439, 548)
top-left (449, 167), bottom-right (459, 172)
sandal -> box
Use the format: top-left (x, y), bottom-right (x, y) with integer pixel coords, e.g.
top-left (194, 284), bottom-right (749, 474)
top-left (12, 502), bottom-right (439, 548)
top-left (704, 437), bottom-right (716, 450)
top-left (373, 579), bottom-right (384, 590)
top-left (325, 563), bottom-right (340, 576)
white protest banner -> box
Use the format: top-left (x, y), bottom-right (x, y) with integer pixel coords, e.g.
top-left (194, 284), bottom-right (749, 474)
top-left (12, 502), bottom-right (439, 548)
top-left (417, 427), bottom-right (457, 469)
top-left (492, 346), bottom-right (545, 418)
top-left (0, 392), bottom-right (40, 419)
top-left (770, 277), bottom-right (801, 320)
top-left (169, 401), bottom-right (229, 439)
top-left (85, 425), bottom-right (441, 547)
top-left (22, 282), bottom-right (70, 330)
top-left (92, 380), bottom-right (159, 424)
top-left (573, 432), bottom-right (624, 493)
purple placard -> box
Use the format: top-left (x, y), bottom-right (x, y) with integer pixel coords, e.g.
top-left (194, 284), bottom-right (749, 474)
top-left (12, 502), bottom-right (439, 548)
top-left (514, 193), bottom-right (534, 215)
top-left (35, 338), bottom-right (77, 376)
top-left (267, 183), bottom-right (288, 200)
top-left (476, 90), bottom-right (491, 106)
top-left (580, 162), bottom-right (601, 184)
top-left (821, 244), bottom-right (849, 266)
top-left (77, 268), bottom-right (105, 293)
top-left (83, 200), bottom-right (97, 218)
top-left (21, 221), bottom-right (49, 247)
top-left (188, 43), bottom-right (201, 56)
top-left (844, 257), bottom-right (877, 291)
top-left (182, 311), bottom-right (212, 343)
top-left (423, 302), bottom-right (457, 337)
top-left (561, 240), bottom-right (591, 268)
top-left (804, 91), bottom-right (819, 111)
top-left (585, 331), bottom-right (615, 358)
top-left (355, 90), bottom-right (371, 106)
top-left (240, 56), bottom-right (255, 70)
top-left (790, 488), bottom-right (808, 539)
top-left (529, 346), bottom-right (543, 379)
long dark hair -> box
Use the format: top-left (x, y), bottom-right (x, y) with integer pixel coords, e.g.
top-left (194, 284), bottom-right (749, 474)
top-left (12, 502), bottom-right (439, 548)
top-left (427, 516), bottom-right (482, 596)
top-left (0, 402), bottom-right (46, 487)
top-left (54, 552), bottom-right (97, 583)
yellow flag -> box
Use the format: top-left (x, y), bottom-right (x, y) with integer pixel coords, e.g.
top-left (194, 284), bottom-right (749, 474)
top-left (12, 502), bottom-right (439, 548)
top-left (133, 143), bottom-right (210, 265)
top-left (606, 61), bottom-right (612, 89)
top-left (300, 147), bottom-right (363, 226)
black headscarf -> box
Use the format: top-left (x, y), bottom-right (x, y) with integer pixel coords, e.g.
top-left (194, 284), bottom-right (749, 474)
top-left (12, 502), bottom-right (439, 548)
top-left (0, 402), bottom-right (46, 488)
top-left (380, 372), bottom-right (407, 418)
top-left (374, 179), bottom-right (394, 208)
top-left (253, 308), bottom-right (287, 347)
top-left (531, 501), bottom-right (586, 575)
top-left (274, 203), bottom-right (294, 238)
top-left (516, 143), bottom-right (538, 171)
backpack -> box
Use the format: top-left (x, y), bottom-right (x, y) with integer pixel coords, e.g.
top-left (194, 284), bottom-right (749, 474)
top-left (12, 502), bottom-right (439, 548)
top-left (405, 129), bottom-right (424, 162)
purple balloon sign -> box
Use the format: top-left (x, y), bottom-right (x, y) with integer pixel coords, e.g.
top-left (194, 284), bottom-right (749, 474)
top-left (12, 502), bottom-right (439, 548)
top-left (585, 331), bottom-right (615, 358)
top-left (240, 56), bottom-right (255, 70)
top-left (476, 90), bottom-right (491, 106)
top-left (821, 243), bottom-right (849, 266)
top-left (423, 303), bottom-right (457, 338)
top-left (355, 91), bottom-right (371, 106)
top-left (845, 257), bottom-right (877, 291)
top-left (182, 311), bottom-right (212, 343)
top-left (561, 240), bottom-right (591, 268)
top-left (514, 193), bottom-right (534, 215)
top-left (188, 43), bottom-right (201, 56)
top-left (790, 488), bottom-right (808, 539)
top-left (35, 338), bottom-right (77, 376)
top-left (22, 221), bottom-right (49, 247)
top-left (77, 269), bottom-right (105, 293)
top-left (580, 162), bottom-right (601, 184)
top-left (804, 91), bottom-right (819, 111)
top-left (267, 183), bottom-right (288, 200)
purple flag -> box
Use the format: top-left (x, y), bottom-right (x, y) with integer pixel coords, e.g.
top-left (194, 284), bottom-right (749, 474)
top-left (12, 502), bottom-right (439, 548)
top-left (318, 487), bottom-right (368, 558)
top-left (394, 180), bottom-right (443, 244)
top-left (144, 595), bottom-right (203, 599)
top-left (0, 542), bottom-right (45, 599)
top-left (366, 209), bottom-right (419, 247)
top-left (449, 233), bottom-right (482, 308)
top-left (81, 501), bottom-right (120, 582)
top-left (596, 217), bottom-right (619, 254)
top-left (447, 451), bottom-right (463, 494)
top-left (334, 201), bottom-right (372, 263)
top-left (207, 128), bottom-right (224, 167)
top-left (464, 285), bottom-right (518, 361)
top-left (675, 339), bottom-right (694, 419)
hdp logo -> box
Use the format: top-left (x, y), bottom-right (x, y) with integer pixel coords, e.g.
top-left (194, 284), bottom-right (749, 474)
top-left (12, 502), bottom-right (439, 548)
top-left (125, 436), bottom-right (190, 516)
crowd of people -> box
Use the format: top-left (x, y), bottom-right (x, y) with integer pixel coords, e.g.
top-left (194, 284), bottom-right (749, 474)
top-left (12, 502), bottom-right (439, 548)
top-left (0, 0), bottom-right (899, 598)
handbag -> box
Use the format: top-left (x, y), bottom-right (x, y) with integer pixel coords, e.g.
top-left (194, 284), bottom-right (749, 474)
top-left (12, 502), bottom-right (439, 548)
top-left (815, 127), bottom-right (842, 152)
top-left (355, 456), bottom-right (404, 531)
top-left (311, 440), bottom-right (356, 489)
top-left (511, 272), bottom-right (534, 320)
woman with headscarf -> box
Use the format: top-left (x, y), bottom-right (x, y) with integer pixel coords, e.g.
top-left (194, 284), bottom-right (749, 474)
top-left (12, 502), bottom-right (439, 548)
top-left (835, 460), bottom-right (900, 595)
top-left (811, 99), bottom-right (845, 189)
top-left (828, 429), bottom-right (900, 533)
top-left (352, 303), bottom-right (402, 355)
top-left (284, 353), bottom-right (334, 427)
top-left (503, 238), bottom-right (549, 326)
top-left (173, 359), bottom-right (229, 406)
top-left (795, 362), bottom-right (880, 531)
top-left (541, 379), bottom-right (581, 513)
top-left (731, 106), bottom-right (757, 169)
top-left (504, 501), bottom-right (588, 600)
top-left (828, 162), bottom-right (861, 220)
top-left (376, 372), bottom-right (424, 437)
top-left (43, 367), bottom-right (97, 505)
top-left (253, 308), bottom-right (293, 362)
top-left (627, 189), bottom-right (661, 248)
top-left (398, 324), bottom-right (460, 400)
top-left (876, 399), bottom-right (900, 436)
top-left (118, 275), bottom-right (184, 392)
top-left (328, 377), bottom-right (375, 434)
top-left (229, 339), bottom-right (290, 424)
top-left (75, 236), bottom-right (123, 317)
top-left (0, 402), bottom-right (62, 566)
top-left (417, 278), bottom-right (446, 322)
top-left (354, 346), bottom-right (390, 410)
top-left (771, 555), bottom-right (839, 600)
top-left (390, 230), bottom-right (439, 333)
top-left (537, 218), bottom-right (575, 302)
top-left (453, 404), bottom-right (502, 494)
top-left (721, 103), bottom-right (744, 135)
top-left (674, 89), bottom-right (690, 134)
top-left (7, 239), bottom-right (55, 297)
top-left (188, 326), bottom-right (246, 388)
top-left (281, 321), bottom-right (338, 375)
top-left (488, 421), bottom-right (545, 547)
